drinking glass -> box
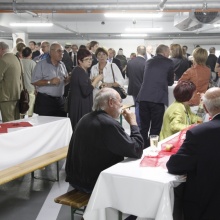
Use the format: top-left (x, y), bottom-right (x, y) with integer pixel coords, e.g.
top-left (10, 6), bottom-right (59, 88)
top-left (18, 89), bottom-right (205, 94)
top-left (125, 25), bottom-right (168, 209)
top-left (150, 135), bottom-right (159, 148)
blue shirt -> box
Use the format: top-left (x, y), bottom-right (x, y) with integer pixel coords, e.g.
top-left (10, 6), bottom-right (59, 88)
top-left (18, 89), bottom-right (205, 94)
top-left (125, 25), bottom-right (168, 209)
top-left (31, 57), bottom-right (68, 97)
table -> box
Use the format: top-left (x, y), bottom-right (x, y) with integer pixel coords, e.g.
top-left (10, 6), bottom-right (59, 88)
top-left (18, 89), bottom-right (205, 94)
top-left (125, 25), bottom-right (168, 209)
top-left (83, 133), bottom-right (183, 220)
top-left (0, 116), bottom-right (72, 171)
top-left (168, 83), bottom-right (177, 106)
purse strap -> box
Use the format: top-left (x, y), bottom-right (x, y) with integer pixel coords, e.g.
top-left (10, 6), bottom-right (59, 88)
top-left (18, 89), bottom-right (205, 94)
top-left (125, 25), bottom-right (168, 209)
top-left (16, 55), bottom-right (26, 90)
top-left (110, 64), bottom-right (116, 83)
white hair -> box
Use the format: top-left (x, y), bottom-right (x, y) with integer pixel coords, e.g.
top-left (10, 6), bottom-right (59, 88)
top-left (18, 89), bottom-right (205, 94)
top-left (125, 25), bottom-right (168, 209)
top-left (92, 88), bottom-right (117, 111)
top-left (203, 88), bottom-right (220, 115)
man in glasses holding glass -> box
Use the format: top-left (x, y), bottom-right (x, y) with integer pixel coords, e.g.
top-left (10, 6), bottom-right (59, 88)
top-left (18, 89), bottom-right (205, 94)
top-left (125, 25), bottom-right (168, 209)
top-left (31, 42), bottom-right (70, 117)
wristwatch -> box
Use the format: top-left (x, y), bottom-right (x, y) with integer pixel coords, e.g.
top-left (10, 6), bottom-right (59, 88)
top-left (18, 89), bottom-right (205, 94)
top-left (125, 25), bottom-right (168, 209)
top-left (47, 80), bottom-right (51, 85)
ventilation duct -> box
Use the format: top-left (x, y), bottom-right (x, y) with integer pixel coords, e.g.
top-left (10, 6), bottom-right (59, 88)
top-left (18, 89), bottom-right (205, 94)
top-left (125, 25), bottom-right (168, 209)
top-left (194, 12), bottom-right (219, 23)
top-left (174, 12), bottom-right (219, 31)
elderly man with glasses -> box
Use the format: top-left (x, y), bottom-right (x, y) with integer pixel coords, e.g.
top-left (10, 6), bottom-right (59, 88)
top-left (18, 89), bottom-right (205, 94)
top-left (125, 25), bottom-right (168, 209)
top-left (31, 42), bottom-right (70, 117)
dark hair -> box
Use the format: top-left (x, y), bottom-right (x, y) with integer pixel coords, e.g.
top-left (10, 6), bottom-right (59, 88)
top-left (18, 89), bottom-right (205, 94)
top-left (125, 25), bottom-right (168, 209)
top-left (22, 47), bottom-right (32, 58)
top-left (95, 47), bottom-right (108, 57)
top-left (156, 44), bottom-right (169, 55)
top-left (174, 81), bottom-right (196, 102)
top-left (29, 41), bottom-right (36, 46)
top-left (79, 45), bottom-right (87, 50)
top-left (77, 49), bottom-right (92, 64)
top-left (89, 41), bottom-right (98, 50)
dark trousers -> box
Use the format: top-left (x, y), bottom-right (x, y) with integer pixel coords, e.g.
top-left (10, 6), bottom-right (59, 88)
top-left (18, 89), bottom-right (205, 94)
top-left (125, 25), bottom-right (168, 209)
top-left (34, 92), bottom-right (67, 117)
top-left (139, 101), bottom-right (165, 148)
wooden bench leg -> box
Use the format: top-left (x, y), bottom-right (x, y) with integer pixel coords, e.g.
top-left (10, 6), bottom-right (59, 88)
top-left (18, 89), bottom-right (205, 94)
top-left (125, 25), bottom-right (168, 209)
top-left (31, 161), bottom-right (60, 182)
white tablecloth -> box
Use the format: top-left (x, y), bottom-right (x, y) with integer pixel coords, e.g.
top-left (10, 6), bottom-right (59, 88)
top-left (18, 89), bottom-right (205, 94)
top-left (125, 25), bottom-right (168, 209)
top-left (168, 83), bottom-right (177, 106)
top-left (0, 116), bottom-right (72, 171)
top-left (84, 133), bottom-right (183, 220)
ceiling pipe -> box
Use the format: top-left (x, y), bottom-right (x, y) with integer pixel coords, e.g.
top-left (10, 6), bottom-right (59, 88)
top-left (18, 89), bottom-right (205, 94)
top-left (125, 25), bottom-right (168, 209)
top-left (0, 2), bottom-right (220, 12)
top-left (158, 0), bottom-right (167, 11)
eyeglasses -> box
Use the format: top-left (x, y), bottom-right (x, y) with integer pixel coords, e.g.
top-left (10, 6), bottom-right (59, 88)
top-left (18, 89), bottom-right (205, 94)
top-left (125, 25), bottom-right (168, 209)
top-left (82, 58), bottom-right (93, 62)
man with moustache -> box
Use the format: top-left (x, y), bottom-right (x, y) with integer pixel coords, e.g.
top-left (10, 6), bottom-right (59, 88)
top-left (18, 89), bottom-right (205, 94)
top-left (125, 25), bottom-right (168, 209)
top-left (31, 43), bottom-right (70, 117)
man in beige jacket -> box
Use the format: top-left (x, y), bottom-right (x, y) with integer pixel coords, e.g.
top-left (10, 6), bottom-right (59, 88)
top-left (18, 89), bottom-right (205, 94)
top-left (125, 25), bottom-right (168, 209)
top-left (0, 42), bottom-right (21, 122)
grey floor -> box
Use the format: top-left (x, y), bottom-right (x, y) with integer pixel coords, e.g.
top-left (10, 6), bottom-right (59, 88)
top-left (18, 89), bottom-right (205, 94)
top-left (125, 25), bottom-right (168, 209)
top-left (0, 96), bottom-right (135, 220)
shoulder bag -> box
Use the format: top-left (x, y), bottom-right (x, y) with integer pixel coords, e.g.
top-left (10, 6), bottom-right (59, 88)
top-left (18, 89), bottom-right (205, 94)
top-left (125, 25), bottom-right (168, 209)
top-left (110, 64), bottom-right (127, 99)
top-left (16, 55), bottom-right (30, 114)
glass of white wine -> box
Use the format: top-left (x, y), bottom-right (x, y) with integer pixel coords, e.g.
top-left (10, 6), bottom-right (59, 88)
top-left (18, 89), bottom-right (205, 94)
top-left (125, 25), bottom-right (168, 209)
top-left (150, 135), bottom-right (159, 148)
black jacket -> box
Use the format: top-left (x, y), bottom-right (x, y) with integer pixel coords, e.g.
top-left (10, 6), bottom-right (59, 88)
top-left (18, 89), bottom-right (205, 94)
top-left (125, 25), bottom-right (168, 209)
top-left (65, 111), bottom-right (144, 192)
top-left (167, 114), bottom-right (220, 220)
top-left (137, 54), bottom-right (174, 106)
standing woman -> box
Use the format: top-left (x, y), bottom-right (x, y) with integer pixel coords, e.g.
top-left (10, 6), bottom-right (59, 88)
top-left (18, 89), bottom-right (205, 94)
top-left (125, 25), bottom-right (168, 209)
top-left (90, 47), bottom-right (125, 98)
top-left (21, 47), bottom-right (36, 117)
top-left (68, 49), bottom-right (103, 130)
top-left (179, 47), bottom-right (210, 106)
top-left (170, 44), bottom-right (189, 81)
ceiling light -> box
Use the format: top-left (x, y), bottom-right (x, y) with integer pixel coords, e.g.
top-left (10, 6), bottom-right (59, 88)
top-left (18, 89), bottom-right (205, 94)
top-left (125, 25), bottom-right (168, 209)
top-left (125, 27), bottom-right (162, 32)
top-left (121, 34), bottom-right (148, 37)
top-left (214, 24), bottom-right (220, 27)
top-left (10, 23), bottom-right (53, 27)
top-left (104, 13), bottom-right (162, 18)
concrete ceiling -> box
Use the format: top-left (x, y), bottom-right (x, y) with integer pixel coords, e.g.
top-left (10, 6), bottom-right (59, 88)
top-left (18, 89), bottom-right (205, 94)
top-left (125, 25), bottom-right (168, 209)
top-left (0, 0), bottom-right (220, 41)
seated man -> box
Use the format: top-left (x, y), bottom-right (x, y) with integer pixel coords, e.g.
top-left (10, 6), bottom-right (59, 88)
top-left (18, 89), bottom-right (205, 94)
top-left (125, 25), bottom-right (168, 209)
top-left (65, 87), bottom-right (144, 193)
top-left (167, 87), bottom-right (220, 220)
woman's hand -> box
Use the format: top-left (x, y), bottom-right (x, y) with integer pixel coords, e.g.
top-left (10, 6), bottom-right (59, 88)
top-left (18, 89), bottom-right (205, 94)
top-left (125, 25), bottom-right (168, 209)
top-left (91, 74), bottom-right (103, 88)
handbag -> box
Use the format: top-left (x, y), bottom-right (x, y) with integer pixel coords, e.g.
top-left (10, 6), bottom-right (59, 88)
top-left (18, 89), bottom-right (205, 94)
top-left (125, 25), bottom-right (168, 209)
top-left (16, 55), bottom-right (30, 114)
top-left (110, 64), bottom-right (127, 99)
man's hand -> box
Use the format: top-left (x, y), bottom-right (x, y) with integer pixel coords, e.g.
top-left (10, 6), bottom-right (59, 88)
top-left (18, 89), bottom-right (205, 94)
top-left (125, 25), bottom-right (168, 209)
top-left (121, 109), bottom-right (137, 126)
top-left (64, 75), bottom-right (71, 85)
top-left (50, 77), bottom-right (61, 85)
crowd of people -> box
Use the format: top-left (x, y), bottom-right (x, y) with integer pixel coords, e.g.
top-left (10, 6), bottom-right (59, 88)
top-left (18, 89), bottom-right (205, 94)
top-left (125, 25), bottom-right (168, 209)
top-left (1, 38), bottom-right (220, 220)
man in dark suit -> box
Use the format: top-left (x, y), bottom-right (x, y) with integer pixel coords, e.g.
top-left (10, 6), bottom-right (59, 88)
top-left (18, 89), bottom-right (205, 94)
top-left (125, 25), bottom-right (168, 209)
top-left (167, 87), bottom-right (220, 220)
top-left (69, 44), bottom-right (78, 69)
top-left (126, 45), bottom-right (146, 128)
top-left (137, 44), bottom-right (174, 147)
top-left (108, 48), bottom-right (122, 72)
top-left (62, 44), bottom-right (73, 74)
top-left (88, 41), bottom-right (99, 76)
top-left (62, 44), bottom-right (73, 98)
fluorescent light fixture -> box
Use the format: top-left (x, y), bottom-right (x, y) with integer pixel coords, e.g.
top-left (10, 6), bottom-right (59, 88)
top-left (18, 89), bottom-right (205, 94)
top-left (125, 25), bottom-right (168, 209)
top-left (10, 23), bottom-right (53, 27)
top-left (125, 27), bottom-right (162, 32)
top-left (104, 13), bottom-right (162, 18)
top-left (121, 34), bottom-right (148, 37)
top-left (214, 24), bottom-right (220, 27)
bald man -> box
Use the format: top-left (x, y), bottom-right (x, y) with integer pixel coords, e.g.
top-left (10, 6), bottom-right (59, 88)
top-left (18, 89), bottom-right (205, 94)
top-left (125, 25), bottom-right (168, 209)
top-left (167, 88), bottom-right (220, 220)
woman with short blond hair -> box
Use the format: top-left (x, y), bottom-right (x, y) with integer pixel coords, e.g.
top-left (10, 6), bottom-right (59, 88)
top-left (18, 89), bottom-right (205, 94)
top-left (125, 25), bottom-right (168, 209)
top-left (179, 47), bottom-right (210, 106)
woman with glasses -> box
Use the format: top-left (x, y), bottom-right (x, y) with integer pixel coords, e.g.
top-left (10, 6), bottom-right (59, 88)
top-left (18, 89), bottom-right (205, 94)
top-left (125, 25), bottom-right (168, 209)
top-left (160, 81), bottom-right (201, 140)
top-left (68, 49), bottom-right (103, 130)
top-left (90, 47), bottom-right (125, 98)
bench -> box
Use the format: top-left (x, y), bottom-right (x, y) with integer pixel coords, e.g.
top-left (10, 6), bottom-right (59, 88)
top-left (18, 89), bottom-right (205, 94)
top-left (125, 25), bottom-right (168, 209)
top-left (0, 146), bottom-right (68, 185)
top-left (54, 189), bottom-right (123, 220)
top-left (54, 189), bottom-right (90, 220)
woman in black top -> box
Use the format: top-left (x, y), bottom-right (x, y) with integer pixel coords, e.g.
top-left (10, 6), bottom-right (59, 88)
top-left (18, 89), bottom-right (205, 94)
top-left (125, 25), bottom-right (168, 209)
top-left (68, 49), bottom-right (103, 129)
top-left (170, 44), bottom-right (189, 80)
